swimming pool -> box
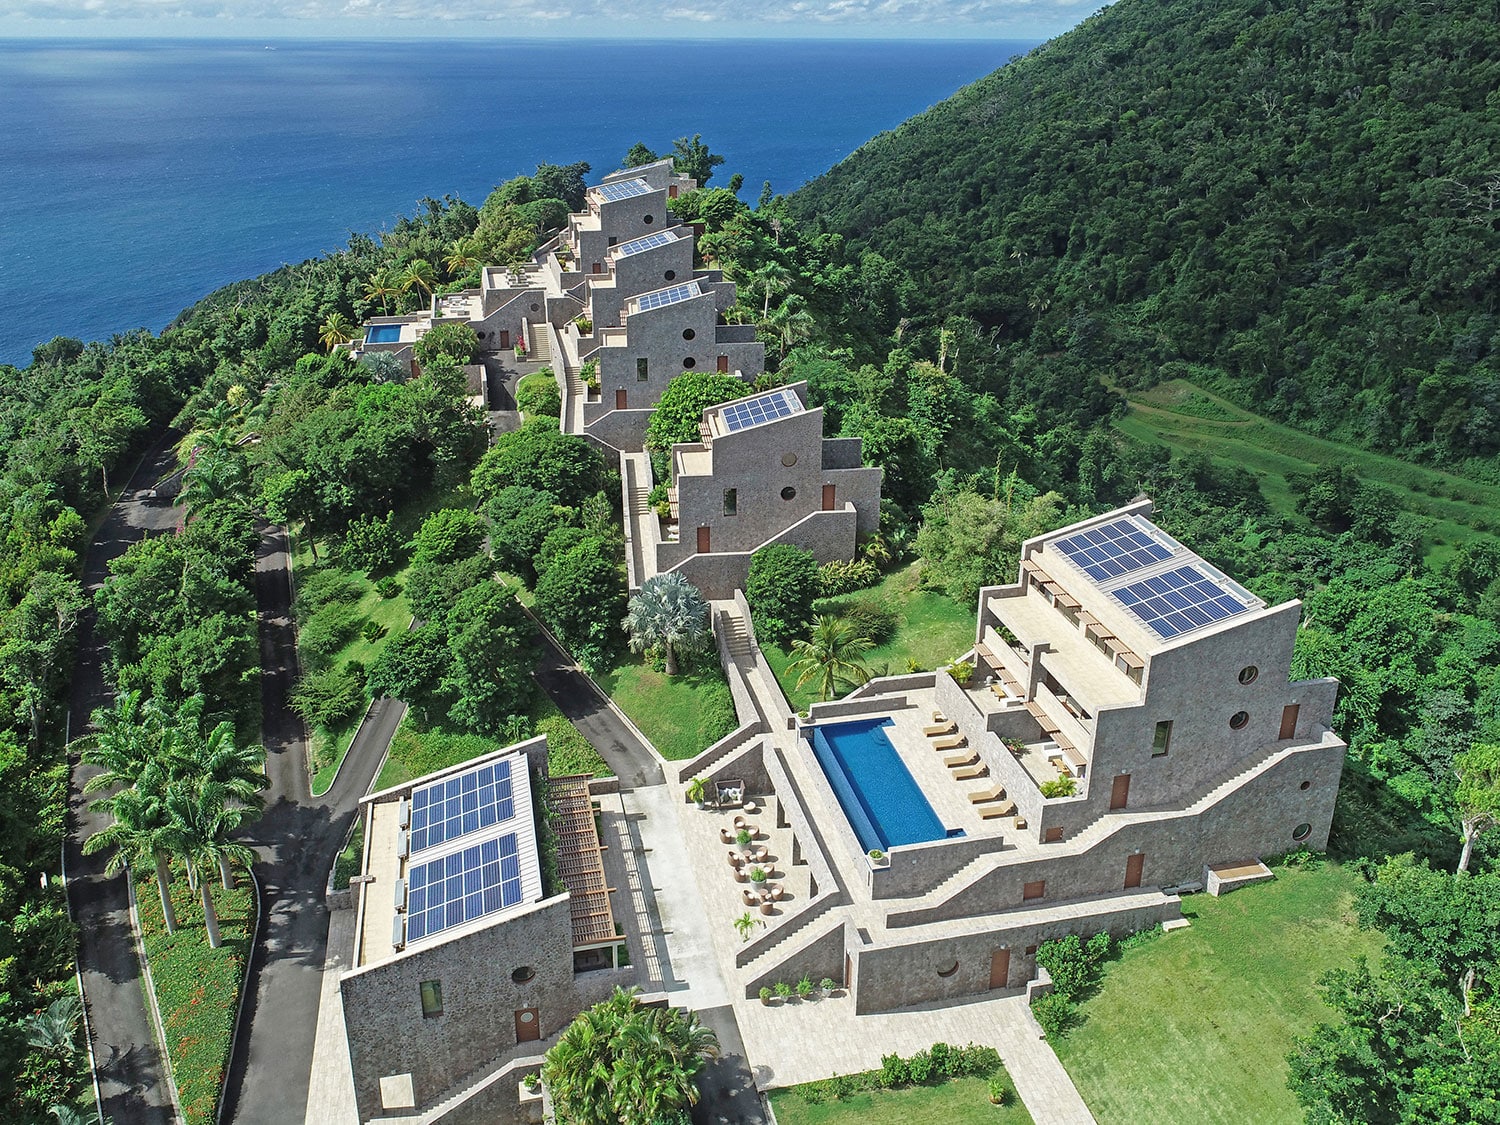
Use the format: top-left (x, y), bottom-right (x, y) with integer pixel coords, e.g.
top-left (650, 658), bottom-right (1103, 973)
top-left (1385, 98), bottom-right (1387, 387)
top-left (365, 324), bottom-right (402, 343)
top-left (808, 717), bottom-right (955, 853)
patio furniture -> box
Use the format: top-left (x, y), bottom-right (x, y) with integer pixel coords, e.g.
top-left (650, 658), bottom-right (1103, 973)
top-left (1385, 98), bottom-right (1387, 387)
top-left (968, 784), bottom-right (1007, 804)
top-left (734, 867), bottom-right (749, 883)
top-left (733, 815), bottom-right (749, 830)
top-left (759, 899), bottom-right (775, 916)
top-left (922, 720), bottom-right (957, 736)
top-left (931, 733), bottom-right (967, 751)
top-left (720, 828), bottom-right (735, 845)
top-left (742, 889), bottom-right (760, 908)
top-left (748, 845), bottom-right (769, 863)
top-left (1013, 815), bottom-right (1028, 830)
top-left (727, 850), bottom-right (743, 868)
top-left (767, 883), bottom-right (786, 901)
top-left (953, 762), bottom-right (989, 781)
top-left (742, 798), bottom-right (761, 815)
top-left (943, 751), bottom-right (979, 768)
top-left (979, 799), bottom-right (1017, 819)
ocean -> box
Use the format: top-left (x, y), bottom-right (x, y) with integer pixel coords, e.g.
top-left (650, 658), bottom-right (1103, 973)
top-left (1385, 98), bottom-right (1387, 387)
top-left (0, 37), bottom-right (1035, 366)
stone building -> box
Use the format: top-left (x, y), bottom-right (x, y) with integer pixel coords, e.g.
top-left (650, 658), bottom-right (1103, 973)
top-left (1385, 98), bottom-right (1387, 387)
top-left (680, 498), bottom-right (1344, 1014)
top-left (623, 382), bottom-right (882, 599)
top-left (338, 738), bottom-right (631, 1122)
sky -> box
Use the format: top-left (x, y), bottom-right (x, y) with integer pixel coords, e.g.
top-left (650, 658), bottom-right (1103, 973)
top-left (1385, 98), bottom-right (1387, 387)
top-left (0, 0), bottom-right (1101, 40)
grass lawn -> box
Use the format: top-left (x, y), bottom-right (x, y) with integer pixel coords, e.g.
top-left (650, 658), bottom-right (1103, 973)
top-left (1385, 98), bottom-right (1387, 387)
top-left (1052, 861), bottom-right (1384, 1125)
top-left (770, 1075), bottom-right (1032, 1125)
top-left (135, 866), bottom-right (255, 1125)
top-left (597, 655), bottom-right (738, 761)
top-left (764, 563), bottom-right (975, 713)
top-left (1114, 378), bottom-right (1500, 566)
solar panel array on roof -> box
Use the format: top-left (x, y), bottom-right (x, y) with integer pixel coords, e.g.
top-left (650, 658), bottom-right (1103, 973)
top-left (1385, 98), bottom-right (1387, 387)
top-left (720, 388), bottom-right (804, 433)
top-left (404, 834), bottom-right (523, 942)
top-left (410, 761), bottom-right (514, 854)
top-left (615, 231), bottom-right (677, 257)
top-left (634, 282), bottom-right (701, 311)
top-left (1111, 565), bottom-right (1249, 639)
top-left (595, 178), bottom-right (653, 202)
top-left (1054, 517), bottom-right (1174, 581)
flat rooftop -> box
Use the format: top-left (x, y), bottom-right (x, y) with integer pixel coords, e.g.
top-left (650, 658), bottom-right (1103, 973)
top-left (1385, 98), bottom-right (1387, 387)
top-left (356, 748), bottom-right (543, 968)
top-left (704, 386), bottom-right (804, 438)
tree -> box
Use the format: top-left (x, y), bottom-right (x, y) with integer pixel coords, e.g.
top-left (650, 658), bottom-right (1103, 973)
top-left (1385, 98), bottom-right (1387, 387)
top-left (745, 544), bottom-right (819, 648)
top-left (671, 134), bottom-right (725, 186)
top-left (534, 539), bottom-right (626, 670)
top-left (471, 419), bottom-right (606, 509)
top-left (367, 624), bottom-right (453, 723)
top-left (751, 261), bottom-right (793, 319)
top-left (23, 995), bottom-right (81, 1060)
top-left (318, 312), bottom-right (353, 352)
top-left (622, 573), bottom-right (710, 676)
top-left (410, 508), bottom-right (487, 569)
top-left (165, 781), bottom-right (257, 948)
top-left (178, 449), bottom-right (251, 519)
top-left (83, 782), bottom-right (180, 934)
top-left (643, 372), bottom-right (748, 460)
top-left (1456, 743), bottom-right (1500, 873)
top-left (413, 322), bottom-right (480, 367)
top-left (486, 485), bottom-right (564, 584)
top-left (624, 142), bottom-right (659, 168)
top-left (787, 615), bottom-right (873, 701)
top-left (0, 571), bottom-right (87, 744)
top-left (397, 259), bottom-right (436, 300)
top-left (442, 582), bottom-right (539, 735)
top-left (915, 487), bottom-right (1066, 605)
top-left (363, 268), bottom-right (400, 315)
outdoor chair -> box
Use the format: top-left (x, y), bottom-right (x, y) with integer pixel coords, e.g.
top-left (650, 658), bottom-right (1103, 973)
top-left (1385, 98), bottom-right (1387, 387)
top-left (759, 899), bottom-right (776, 916)
top-left (968, 784), bottom-right (1007, 804)
top-left (768, 883), bottom-right (786, 901)
top-left (733, 814), bottom-right (749, 829)
top-left (979, 799), bottom-right (1016, 819)
top-left (922, 720), bottom-right (957, 736)
top-left (931, 733), bottom-right (967, 751)
top-left (743, 799), bottom-right (761, 815)
top-left (742, 889), bottom-right (760, 908)
top-left (719, 828), bottom-right (735, 844)
top-left (734, 867), bottom-right (749, 883)
top-left (953, 762), bottom-right (989, 781)
top-left (943, 750), bottom-right (979, 768)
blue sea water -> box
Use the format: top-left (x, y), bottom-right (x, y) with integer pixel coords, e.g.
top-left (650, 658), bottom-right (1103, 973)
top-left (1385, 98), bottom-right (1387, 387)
top-left (0, 37), bottom-right (1035, 366)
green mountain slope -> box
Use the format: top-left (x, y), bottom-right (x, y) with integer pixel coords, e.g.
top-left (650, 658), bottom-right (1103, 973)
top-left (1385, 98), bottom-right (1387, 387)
top-left (787, 0), bottom-right (1500, 469)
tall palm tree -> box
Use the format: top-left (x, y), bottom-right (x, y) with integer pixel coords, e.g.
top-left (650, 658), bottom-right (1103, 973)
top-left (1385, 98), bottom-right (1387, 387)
top-left (76, 690), bottom-right (156, 795)
top-left (363, 268), bottom-right (399, 315)
top-left (398, 260), bottom-right (437, 302)
top-left (787, 614), bottom-right (873, 702)
top-left (83, 782), bottom-right (179, 933)
top-left (165, 782), bottom-right (256, 949)
top-left (177, 449), bottom-right (250, 519)
top-left (170, 720), bottom-right (266, 888)
top-left (318, 312), bottom-right (353, 352)
top-left (764, 295), bottom-right (816, 360)
top-left (621, 573), bottom-right (710, 676)
top-left (444, 239), bottom-right (479, 278)
top-left (612, 1006), bottom-right (719, 1123)
top-left (752, 261), bottom-right (794, 318)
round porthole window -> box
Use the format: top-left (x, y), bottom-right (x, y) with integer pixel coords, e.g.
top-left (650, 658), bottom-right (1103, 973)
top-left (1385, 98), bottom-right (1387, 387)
top-left (1300, 780), bottom-right (1312, 790)
top-left (1230, 711), bottom-right (1250, 730)
top-left (682, 328), bottom-right (695, 341)
top-left (530, 303), bottom-right (540, 312)
top-left (1292, 823), bottom-right (1312, 842)
top-left (1238, 666), bottom-right (1259, 685)
top-left (643, 214), bottom-right (655, 224)
top-left (936, 961), bottom-right (959, 978)
top-left (780, 486), bottom-right (797, 501)
top-left (781, 452), bottom-right (798, 467)
top-left (512, 966), bottom-right (536, 984)
top-left (682, 357), bottom-right (697, 369)
top-left (665, 269), bottom-right (677, 281)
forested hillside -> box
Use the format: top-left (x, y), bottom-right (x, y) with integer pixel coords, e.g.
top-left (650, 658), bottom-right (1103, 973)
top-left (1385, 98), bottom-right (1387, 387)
top-left (787, 0), bottom-right (1500, 471)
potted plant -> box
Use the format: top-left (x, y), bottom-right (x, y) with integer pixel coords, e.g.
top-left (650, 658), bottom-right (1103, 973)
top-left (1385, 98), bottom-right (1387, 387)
top-left (686, 776), bottom-right (709, 807)
top-left (867, 849), bottom-right (887, 867)
top-left (737, 828), bottom-right (753, 854)
top-left (774, 981), bottom-right (792, 1001)
top-left (819, 977), bottom-right (839, 998)
top-left (796, 975), bottom-right (814, 1000)
top-left (748, 865), bottom-right (768, 886)
top-left (988, 1074), bottom-right (1012, 1105)
top-left (759, 986), bottom-right (774, 1006)
top-left (522, 1073), bottom-right (541, 1095)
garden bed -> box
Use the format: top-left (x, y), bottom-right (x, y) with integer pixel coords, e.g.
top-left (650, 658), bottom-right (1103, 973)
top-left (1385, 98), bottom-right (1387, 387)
top-left (597, 655), bottom-right (738, 761)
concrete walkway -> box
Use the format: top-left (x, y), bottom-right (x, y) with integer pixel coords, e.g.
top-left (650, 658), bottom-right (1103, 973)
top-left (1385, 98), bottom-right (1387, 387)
top-left (305, 905), bottom-right (359, 1123)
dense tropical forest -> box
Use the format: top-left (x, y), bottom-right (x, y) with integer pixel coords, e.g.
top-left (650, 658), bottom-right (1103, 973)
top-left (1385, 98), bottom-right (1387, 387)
top-left (0, 1), bottom-right (1496, 1119)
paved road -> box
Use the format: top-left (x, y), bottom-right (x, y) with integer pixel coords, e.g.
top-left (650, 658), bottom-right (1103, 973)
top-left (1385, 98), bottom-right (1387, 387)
top-left (692, 1005), bottom-right (766, 1125)
top-left (218, 527), bottom-right (400, 1125)
top-left (529, 618), bottom-right (664, 789)
top-left (66, 436), bottom-right (184, 1125)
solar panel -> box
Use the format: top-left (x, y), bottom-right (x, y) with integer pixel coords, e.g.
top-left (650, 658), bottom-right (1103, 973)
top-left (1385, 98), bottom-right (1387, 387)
top-left (595, 178), bottom-right (653, 202)
top-left (405, 834), bottom-right (523, 942)
top-left (1053, 517), bottom-right (1174, 582)
top-left (720, 388), bottom-right (804, 433)
top-left (615, 231), bottom-right (677, 257)
top-left (409, 761), bottom-right (515, 854)
top-left (634, 282), bottom-right (701, 312)
top-left (1111, 565), bottom-right (1249, 639)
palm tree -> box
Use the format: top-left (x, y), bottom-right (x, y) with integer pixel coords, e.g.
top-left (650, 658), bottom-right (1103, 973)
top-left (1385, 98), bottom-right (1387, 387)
top-left (398, 260), bottom-right (437, 302)
top-left (543, 999), bottom-right (619, 1125)
top-left (363, 268), bottom-right (400, 315)
top-left (165, 782), bottom-right (256, 949)
top-left (318, 311), bottom-right (353, 352)
top-left (752, 261), bottom-right (793, 318)
top-left (177, 449), bottom-right (250, 519)
top-left (764, 295), bottom-right (816, 361)
top-left (444, 239), bottom-right (479, 278)
top-left (787, 614), bottom-right (873, 702)
top-left (84, 781), bottom-right (181, 933)
top-left (170, 720), bottom-right (266, 888)
top-left (621, 574), bottom-right (710, 676)
top-left (75, 690), bottom-right (156, 795)
top-left (612, 1006), bottom-right (719, 1122)
top-left (23, 995), bottom-right (81, 1059)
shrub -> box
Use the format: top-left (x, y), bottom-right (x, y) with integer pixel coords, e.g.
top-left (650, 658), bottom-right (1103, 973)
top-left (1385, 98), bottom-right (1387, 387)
top-left (838, 598), bottom-right (900, 646)
top-left (340, 511), bottom-right (400, 573)
top-left (294, 567), bottom-right (363, 624)
top-left (774, 981), bottom-right (792, 999)
top-left (817, 557), bottom-right (879, 598)
top-left (517, 373), bottom-right (562, 417)
top-left (299, 601), bottom-right (362, 671)
top-left (906, 1048), bottom-right (933, 1084)
top-left (1031, 991), bottom-right (1078, 1038)
top-left (361, 620), bottom-right (387, 641)
top-left (413, 321), bottom-right (480, 365)
top-left (375, 576), bottom-right (402, 599)
top-left (961, 1043), bottom-right (1001, 1074)
top-left (1040, 775), bottom-right (1078, 798)
top-left (745, 543), bottom-right (819, 646)
top-left (290, 665), bottom-right (365, 727)
top-left (944, 658), bottom-right (975, 684)
top-left (827, 1073), bottom-right (856, 1099)
top-left (988, 1074), bottom-right (1013, 1105)
top-left (878, 1052), bottom-right (909, 1088)
top-left (1037, 932), bottom-right (1112, 999)
top-left (930, 1041), bottom-right (959, 1077)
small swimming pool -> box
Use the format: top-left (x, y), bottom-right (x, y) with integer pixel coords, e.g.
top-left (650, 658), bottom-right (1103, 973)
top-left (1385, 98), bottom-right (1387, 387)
top-left (365, 324), bottom-right (402, 343)
top-left (808, 717), bottom-right (955, 853)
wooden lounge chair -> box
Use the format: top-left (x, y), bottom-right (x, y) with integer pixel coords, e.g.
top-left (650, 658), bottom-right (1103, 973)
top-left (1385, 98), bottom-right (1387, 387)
top-left (931, 709), bottom-right (946, 722)
top-left (968, 784), bottom-right (1007, 804)
top-left (922, 720), bottom-right (957, 736)
top-left (1013, 815), bottom-right (1028, 830)
top-left (943, 751), bottom-right (979, 768)
top-left (931, 732), bottom-right (968, 751)
top-left (979, 800), bottom-right (1017, 819)
top-left (953, 762), bottom-right (989, 781)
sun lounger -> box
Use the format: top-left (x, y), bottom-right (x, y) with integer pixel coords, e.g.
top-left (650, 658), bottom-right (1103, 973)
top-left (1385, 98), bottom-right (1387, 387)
top-left (968, 784), bottom-right (1007, 804)
top-left (979, 800), bottom-right (1017, 819)
top-left (943, 751), bottom-right (979, 768)
top-left (952, 762), bottom-right (989, 781)
top-left (931, 710), bottom-right (946, 722)
top-left (930, 732), bottom-right (967, 751)
top-left (922, 720), bottom-right (957, 736)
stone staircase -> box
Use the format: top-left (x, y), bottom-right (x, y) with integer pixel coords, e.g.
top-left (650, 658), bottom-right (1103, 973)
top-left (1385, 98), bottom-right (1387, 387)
top-left (622, 452), bottom-right (652, 589)
top-left (525, 320), bottom-right (551, 362)
top-left (720, 606), bottom-right (756, 662)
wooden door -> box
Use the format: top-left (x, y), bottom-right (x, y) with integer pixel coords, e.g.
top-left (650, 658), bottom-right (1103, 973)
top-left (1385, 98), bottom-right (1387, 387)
top-left (844, 953), bottom-right (853, 989)
top-left (669, 184), bottom-right (678, 199)
top-left (1124, 852), bottom-right (1144, 889)
top-left (717, 354), bottom-right (729, 373)
top-left (988, 947), bottom-right (1011, 990)
top-left (1279, 704), bottom-right (1300, 740)
top-left (822, 484), bottom-right (836, 511)
top-left (696, 526), bottom-right (710, 554)
top-left (615, 388), bottom-right (627, 411)
top-left (514, 1008), bottom-right (540, 1043)
top-left (499, 330), bottom-right (511, 350)
top-left (592, 262), bottom-right (602, 274)
top-left (1110, 773), bottom-right (1131, 810)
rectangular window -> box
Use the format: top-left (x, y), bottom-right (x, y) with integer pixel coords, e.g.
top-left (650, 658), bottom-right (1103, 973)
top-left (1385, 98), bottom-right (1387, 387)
top-left (420, 979), bottom-right (443, 1019)
top-left (607, 236), bottom-right (617, 246)
top-left (1152, 719), bottom-right (1173, 757)
top-left (1022, 880), bottom-right (1046, 901)
top-left (723, 488), bottom-right (737, 516)
top-left (636, 358), bottom-right (648, 382)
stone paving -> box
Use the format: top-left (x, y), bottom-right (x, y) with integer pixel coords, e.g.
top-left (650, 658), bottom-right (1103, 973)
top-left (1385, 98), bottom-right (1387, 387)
top-left (305, 906), bottom-right (358, 1124)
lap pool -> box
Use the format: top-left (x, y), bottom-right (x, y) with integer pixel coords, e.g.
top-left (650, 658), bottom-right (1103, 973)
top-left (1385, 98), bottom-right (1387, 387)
top-left (807, 717), bottom-right (957, 853)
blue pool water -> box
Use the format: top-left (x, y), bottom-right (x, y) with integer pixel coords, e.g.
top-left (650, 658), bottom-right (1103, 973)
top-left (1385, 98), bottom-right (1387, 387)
top-left (808, 717), bottom-right (954, 853)
top-left (365, 324), bottom-right (402, 343)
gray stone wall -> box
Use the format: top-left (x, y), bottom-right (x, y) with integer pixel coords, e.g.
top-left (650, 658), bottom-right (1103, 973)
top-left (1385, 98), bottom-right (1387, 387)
top-left (742, 918), bottom-right (849, 998)
top-left (594, 291), bottom-right (752, 416)
top-left (573, 189), bottom-right (671, 269)
top-left (655, 506), bottom-right (859, 600)
top-left (592, 236), bottom-right (696, 327)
